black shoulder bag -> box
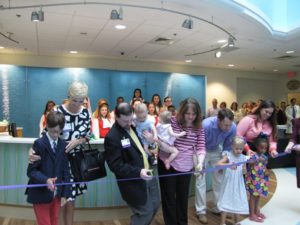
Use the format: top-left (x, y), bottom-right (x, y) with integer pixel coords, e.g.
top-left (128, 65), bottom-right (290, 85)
top-left (72, 141), bottom-right (107, 182)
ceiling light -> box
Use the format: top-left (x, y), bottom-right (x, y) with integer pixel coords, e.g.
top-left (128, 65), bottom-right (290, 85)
top-left (273, 69), bottom-right (278, 72)
top-left (31, 7), bottom-right (44, 22)
top-left (69, 51), bottom-right (78, 54)
top-left (217, 39), bottom-right (227, 43)
top-left (31, 11), bottom-right (39, 22)
top-left (286, 50), bottom-right (295, 54)
top-left (228, 64), bottom-right (235, 67)
top-left (185, 59), bottom-right (192, 63)
top-left (0, 46), bottom-right (4, 49)
top-left (110, 6), bottom-right (123, 20)
top-left (115, 24), bottom-right (126, 30)
top-left (182, 17), bottom-right (193, 29)
top-left (227, 36), bottom-right (235, 47)
top-left (215, 51), bottom-right (222, 58)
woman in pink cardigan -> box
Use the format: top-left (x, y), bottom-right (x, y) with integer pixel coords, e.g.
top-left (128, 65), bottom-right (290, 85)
top-left (237, 100), bottom-right (278, 158)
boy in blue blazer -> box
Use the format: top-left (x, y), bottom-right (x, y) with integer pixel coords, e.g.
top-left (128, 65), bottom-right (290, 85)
top-left (25, 111), bottom-right (71, 225)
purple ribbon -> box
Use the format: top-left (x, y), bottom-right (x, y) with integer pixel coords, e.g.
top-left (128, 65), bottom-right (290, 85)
top-left (0, 152), bottom-right (290, 191)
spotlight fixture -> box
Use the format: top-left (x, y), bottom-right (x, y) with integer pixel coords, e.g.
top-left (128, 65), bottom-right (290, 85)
top-left (31, 7), bottom-right (44, 22)
top-left (227, 36), bottom-right (235, 47)
top-left (215, 51), bottom-right (222, 58)
top-left (31, 11), bottom-right (39, 22)
top-left (182, 17), bottom-right (193, 29)
top-left (110, 6), bottom-right (123, 20)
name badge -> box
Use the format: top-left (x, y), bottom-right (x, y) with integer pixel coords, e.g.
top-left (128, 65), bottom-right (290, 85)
top-left (121, 138), bottom-right (131, 148)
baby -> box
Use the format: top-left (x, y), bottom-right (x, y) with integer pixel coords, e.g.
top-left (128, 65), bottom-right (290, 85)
top-left (156, 110), bottom-right (186, 169)
top-left (133, 103), bottom-right (157, 163)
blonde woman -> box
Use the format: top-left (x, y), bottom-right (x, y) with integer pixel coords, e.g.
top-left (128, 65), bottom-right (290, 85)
top-left (30, 81), bottom-right (91, 225)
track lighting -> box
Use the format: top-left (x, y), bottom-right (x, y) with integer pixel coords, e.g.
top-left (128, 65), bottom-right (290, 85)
top-left (31, 7), bottom-right (44, 22)
top-left (110, 6), bottom-right (123, 20)
top-left (31, 11), bottom-right (39, 22)
top-left (228, 36), bottom-right (235, 47)
top-left (182, 18), bottom-right (193, 29)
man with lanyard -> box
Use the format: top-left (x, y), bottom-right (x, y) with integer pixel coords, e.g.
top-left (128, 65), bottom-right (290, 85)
top-left (195, 109), bottom-right (236, 224)
top-left (104, 102), bottom-right (160, 225)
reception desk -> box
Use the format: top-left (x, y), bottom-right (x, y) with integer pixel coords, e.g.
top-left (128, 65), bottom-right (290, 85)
top-left (0, 137), bottom-right (199, 208)
top-left (0, 137), bottom-right (126, 208)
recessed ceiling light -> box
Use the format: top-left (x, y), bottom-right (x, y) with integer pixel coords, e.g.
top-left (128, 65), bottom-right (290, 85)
top-left (115, 24), bottom-right (126, 30)
top-left (273, 69), bottom-right (278, 72)
top-left (228, 64), bottom-right (235, 67)
top-left (217, 39), bottom-right (227, 43)
top-left (215, 51), bottom-right (221, 58)
top-left (0, 46), bottom-right (4, 49)
top-left (69, 51), bottom-right (78, 54)
top-left (185, 59), bottom-right (192, 63)
top-left (286, 50), bottom-right (295, 54)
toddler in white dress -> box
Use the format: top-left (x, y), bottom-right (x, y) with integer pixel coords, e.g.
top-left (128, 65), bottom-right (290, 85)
top-left (216, 136), bottom-right (249, 225)
top-left (156, 110), bottom-right (186, 169)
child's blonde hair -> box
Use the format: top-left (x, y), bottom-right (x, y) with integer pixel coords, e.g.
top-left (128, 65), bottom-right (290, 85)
top-left (134, 103), bottom-right (147, 114)
top-left (159, 110), bottom-right (172, 124)
top-left (232, 136), bottom-right (245, 147)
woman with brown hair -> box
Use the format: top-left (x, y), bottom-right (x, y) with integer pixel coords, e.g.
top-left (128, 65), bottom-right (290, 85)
top-left (92, 103), bottom-right (112, 138)
top-left (157, 97), bottom-right (206, 225)
top-left (39, 100), bottom-right (56, 136)
top-left (237, 99), bottom-right (278, 158)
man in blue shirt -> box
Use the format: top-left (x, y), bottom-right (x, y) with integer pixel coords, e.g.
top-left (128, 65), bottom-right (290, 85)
top-left (195, 109), bottom-right (236, 224)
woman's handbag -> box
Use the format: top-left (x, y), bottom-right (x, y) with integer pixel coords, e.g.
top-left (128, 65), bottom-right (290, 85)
top-left (71, 142), bottom-right (107, 182)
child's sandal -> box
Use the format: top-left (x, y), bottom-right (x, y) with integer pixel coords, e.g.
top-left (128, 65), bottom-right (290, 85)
top-left (249, 215), bottom-right (264, 223)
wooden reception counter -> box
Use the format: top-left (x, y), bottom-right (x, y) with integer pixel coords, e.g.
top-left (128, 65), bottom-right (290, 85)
top-left (0, 137), bottom-right (126, 208)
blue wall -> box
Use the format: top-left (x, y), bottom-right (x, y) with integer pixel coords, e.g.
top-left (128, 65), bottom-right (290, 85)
top-left (0, 65), bottom-right (206, 137)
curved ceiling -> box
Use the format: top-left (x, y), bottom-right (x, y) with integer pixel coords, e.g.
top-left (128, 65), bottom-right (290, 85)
top-left (232, 0), bottom-right (300, 34)
top-left (0, 0), bottom-right (299, 74)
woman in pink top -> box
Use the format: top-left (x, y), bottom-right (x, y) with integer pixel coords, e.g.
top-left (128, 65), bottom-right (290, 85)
top-left (237, 100), bottom-right (278, 158)
top-left (157, 97), bottom-right (206, 225)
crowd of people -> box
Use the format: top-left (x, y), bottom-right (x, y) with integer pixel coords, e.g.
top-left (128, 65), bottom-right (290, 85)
top-left (26, 81), bottom-right (300, 225)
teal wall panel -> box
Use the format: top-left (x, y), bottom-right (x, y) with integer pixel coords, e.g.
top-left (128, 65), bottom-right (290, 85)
top-left (0, 65), bottom-right (206, 137)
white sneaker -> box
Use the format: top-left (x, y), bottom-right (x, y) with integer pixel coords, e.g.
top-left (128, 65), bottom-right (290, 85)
top-left (210, 206), bottom-right (221, 214)
top-left (197, 214), bottom-right (208, 224)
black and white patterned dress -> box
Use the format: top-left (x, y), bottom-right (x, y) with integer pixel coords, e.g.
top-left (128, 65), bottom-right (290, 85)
top-left (56, 104), bottom-right (91, 200)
